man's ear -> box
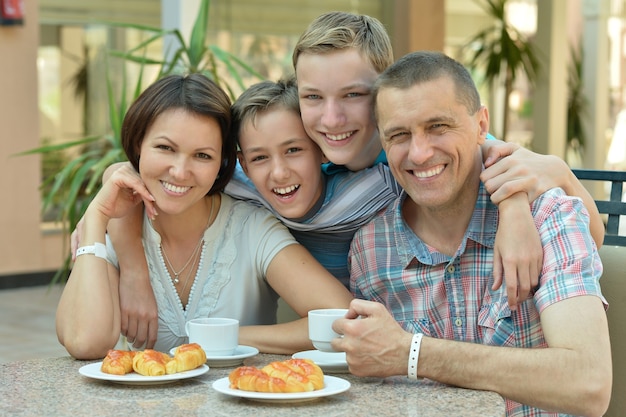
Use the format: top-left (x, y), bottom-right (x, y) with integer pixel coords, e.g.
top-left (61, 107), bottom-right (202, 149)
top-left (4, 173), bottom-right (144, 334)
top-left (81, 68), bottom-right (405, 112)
top-left (477, 106), bottom-right (490, 143)
top-left (237, 152), bottom-right (249, 174)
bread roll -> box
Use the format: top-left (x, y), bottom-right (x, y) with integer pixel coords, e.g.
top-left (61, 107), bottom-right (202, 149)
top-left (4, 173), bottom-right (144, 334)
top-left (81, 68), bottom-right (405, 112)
top-left (166, 343), bottom-right (206, 374)
top-left (229, 358), bottom-right (324, 393)
top-left (132, 349), bottom-right (172, 376)
top-left (101, 350), bottom-right (136, 375)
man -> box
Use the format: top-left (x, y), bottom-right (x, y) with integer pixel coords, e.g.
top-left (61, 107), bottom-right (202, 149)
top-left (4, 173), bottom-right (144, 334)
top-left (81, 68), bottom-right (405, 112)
top-left (333, 51), bottom-right (611, 417)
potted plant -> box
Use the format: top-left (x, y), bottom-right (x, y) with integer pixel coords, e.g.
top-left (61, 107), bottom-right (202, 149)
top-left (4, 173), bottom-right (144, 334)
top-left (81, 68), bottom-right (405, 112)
top-left (18, 0), bottom-right (263, 283)
top-left (462, 0), bottom-right (540, 141)
top-left (566, 42), bottom-right (587, 164)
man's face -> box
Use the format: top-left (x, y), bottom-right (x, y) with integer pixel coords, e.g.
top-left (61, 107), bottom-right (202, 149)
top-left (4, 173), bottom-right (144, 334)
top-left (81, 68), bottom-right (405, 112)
top-left (296, 48), bottom-right (381, 171)
top-left (238, 108), bottom-right (324, 219)
top-left (376, 76), bottom-right (488, 211)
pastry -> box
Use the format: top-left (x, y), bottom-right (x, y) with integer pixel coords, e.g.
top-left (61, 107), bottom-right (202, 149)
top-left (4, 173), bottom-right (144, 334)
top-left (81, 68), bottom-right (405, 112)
top-left (100, 344), bottom-right (206, 376)
top-left (229, 358), bottom-right (324, 393)
top-left (100, 350), bottom-right (136, 375)
top-left (228, 366), bottom-right (289, 393)
top-left (132, 349), bottom-right (173, 376)
top-left (166, 343), bottom-right (207, 374)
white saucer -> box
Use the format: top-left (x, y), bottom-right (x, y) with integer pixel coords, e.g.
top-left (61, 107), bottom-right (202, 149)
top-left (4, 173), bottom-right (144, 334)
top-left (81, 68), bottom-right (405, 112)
top-left (169, 345), bottom-right (259, 367)
top-left (292, 350), bottom-right (349, 373)
top-left (212, 375), bottom-right (350, 402)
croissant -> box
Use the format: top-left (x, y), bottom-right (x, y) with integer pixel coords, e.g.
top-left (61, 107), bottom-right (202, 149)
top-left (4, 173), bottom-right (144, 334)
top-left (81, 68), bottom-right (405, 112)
top-left (166, 343), bottom-right (206, 374)
top-left (229, 366), bottom-right (289, 393)
top-left (101, 350), bottom-right (137, 375)
top-left (229, 359), bottom-right (324, 393)
top-left (132, 349), bottom-right (173, 376)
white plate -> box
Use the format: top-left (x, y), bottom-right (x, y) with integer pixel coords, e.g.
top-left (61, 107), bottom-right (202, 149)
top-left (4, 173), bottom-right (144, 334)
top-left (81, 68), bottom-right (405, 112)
top-left (292, 350), bottom-right (349, 373)
top-left (79, 362), bottom-right (209, 385)
top-left (169, 345), bottom-right (259, 367)
top-left (212, 375), bottom-right (350, 403)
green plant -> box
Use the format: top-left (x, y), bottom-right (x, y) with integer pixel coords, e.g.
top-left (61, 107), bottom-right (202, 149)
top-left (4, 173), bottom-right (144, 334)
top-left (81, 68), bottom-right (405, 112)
top-left (463, 0), bottom-right (540, 141)
top-left (17, 0), bottom-right (263, 284)
top-left (106, 0), bottom-right (262, 100)
top-left (566, 42), bottom-right (587, 152)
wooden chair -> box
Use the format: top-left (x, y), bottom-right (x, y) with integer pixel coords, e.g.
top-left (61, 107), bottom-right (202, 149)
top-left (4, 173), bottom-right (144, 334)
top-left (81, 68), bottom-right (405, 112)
top-left (573, 168), bottom-right (626, 417)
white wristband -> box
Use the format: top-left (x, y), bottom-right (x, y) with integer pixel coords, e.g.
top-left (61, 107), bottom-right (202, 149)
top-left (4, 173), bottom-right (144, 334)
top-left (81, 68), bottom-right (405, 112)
top-left (76, 242), bottom-right (107, 260)
top-left (407, 333), bottom-right (423, 380)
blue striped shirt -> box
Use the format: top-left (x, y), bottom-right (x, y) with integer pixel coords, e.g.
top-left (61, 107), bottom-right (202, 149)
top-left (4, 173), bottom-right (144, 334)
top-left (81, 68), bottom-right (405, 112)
top-left (225, 162), bottom-right (402, 287)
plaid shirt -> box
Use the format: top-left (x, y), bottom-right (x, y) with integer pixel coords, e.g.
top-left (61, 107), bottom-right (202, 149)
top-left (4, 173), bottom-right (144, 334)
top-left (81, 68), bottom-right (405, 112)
top-left (349, 184), bottom-right (606, 417)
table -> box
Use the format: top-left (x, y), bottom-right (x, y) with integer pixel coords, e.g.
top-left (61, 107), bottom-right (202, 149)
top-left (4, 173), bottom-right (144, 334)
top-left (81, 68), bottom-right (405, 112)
top-left (0, 354), bottom-right (504, 416)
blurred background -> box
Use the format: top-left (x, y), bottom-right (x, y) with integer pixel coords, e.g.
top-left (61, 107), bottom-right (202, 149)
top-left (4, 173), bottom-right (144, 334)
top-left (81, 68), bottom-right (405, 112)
top-left (1, 0), bottom-right (625, 285)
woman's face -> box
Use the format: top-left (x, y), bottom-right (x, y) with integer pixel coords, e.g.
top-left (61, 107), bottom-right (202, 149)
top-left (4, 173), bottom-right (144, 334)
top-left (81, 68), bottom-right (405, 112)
top-left (138, 108), bottom-right (223, 215)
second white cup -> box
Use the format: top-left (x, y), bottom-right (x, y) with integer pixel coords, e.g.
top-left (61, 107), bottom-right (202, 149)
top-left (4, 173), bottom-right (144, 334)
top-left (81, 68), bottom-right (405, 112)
top-left (185, 317), bottom-right (239, 356)
top-left (308, 308), bottom-right (349, 352)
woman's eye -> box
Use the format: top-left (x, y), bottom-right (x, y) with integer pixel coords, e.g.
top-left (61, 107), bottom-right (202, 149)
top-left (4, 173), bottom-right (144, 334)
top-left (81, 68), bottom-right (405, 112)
top-left (286, 147), bottom-right (301, 154)
top-left (251, 155), bottom-right (267, 162)
top-left (346, 92), bottom-right (363, 98)
top-left (197, 153), bottom-right (212, 160)
top-left (303, 94), bottom-right (321, 100)
top-left (156, 144), bottom-right (172, 151)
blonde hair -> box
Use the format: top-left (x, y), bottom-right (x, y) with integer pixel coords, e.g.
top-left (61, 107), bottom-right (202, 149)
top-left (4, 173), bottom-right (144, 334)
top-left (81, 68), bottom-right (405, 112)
top-left (292, 11), bottom-right (393, 74)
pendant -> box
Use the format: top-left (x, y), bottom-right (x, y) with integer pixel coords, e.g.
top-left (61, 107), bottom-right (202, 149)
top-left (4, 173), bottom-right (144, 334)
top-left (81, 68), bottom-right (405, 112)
top-left (173, 275), bottom-right (180, 285)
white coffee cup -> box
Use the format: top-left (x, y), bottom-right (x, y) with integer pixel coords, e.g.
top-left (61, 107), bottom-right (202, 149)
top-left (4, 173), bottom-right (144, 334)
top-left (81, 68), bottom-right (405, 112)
top-left (185, 317), bottom-right (239, 356)
top-left (308, 308), bottom-right (349, 352)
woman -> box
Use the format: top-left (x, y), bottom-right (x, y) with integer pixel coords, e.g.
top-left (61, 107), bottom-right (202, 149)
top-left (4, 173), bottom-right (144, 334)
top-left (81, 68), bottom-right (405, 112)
top-left (55, 73), bottom-right (352, 360)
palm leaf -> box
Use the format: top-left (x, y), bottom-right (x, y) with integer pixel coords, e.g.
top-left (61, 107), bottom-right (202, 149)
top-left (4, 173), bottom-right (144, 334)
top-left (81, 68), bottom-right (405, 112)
top-left (18, 0), bottom-right (266, 283)
top-left (462, 0), bottom-right (540, 139)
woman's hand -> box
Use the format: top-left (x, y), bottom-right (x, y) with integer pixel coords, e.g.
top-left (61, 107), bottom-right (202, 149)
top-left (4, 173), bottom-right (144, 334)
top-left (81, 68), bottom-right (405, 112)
top-left (70, 164), bottom-right (157, 259)
top-left (90, 164), bottom-right (155, 220)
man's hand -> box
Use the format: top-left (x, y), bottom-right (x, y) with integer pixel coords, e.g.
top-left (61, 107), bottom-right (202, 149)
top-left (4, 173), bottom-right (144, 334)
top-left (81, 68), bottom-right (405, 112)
top-left (332, 299), bottom-right (413, 378)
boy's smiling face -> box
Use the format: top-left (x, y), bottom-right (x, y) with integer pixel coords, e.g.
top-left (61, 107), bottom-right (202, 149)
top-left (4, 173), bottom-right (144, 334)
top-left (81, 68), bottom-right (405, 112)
top-left (238, 107), bottom-right (325, 219)
top-left (296, 48), bottom-right (381, 171)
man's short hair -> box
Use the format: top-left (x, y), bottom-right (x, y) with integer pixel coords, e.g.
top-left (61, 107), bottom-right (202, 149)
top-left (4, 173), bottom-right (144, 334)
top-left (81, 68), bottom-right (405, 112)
top-left (373, 51), bottom-right (482, 118)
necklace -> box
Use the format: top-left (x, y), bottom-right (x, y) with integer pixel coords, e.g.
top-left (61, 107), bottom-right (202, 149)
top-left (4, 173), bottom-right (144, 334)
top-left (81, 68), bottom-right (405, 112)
top-left (160, 195), bottom-right (216, 285)
top-left (179, 240), bottom-right (202, 296)
top-left (161, 237), bottom-right (203, 284)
